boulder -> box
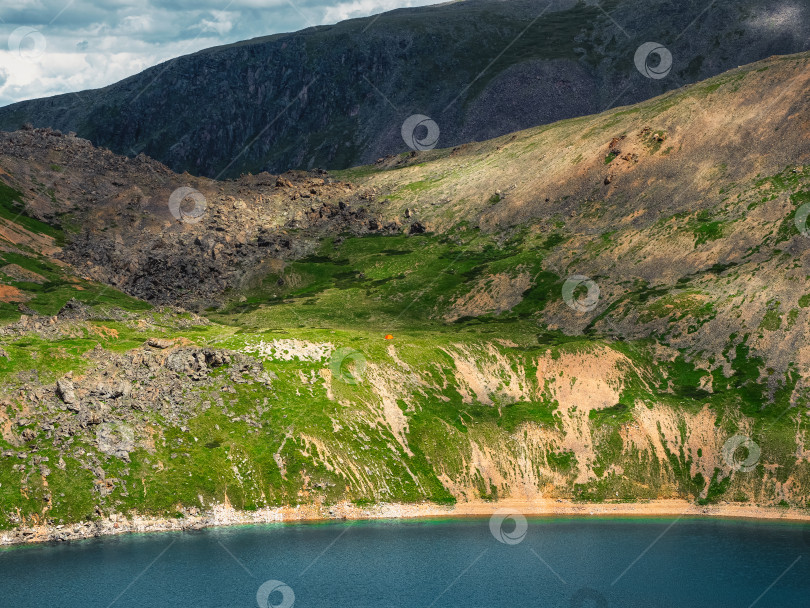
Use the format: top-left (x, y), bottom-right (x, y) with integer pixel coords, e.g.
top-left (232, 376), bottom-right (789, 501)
top-left (56, 378), bottom-right (76, 404)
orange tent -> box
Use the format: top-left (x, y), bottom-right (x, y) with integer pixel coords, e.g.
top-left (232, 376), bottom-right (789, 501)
top-left (384, 334), bottom-right (393, 340)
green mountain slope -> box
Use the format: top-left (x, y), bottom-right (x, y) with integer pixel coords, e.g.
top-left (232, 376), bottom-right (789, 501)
top-left (1, 53), bottom-right (810, 540)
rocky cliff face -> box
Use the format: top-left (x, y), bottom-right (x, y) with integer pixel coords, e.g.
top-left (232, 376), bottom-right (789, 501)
top-left (0, 0), bottom-right (807, 177)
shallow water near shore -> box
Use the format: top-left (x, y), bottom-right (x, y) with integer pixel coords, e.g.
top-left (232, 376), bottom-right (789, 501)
top-left (1, 517), bottom-right (808, 607)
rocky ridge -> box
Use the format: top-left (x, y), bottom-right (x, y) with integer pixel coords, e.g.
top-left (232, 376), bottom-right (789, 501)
top-left (0, 127), bottom-right (401, 307)
top-left (0, 0), bottom-right (807, 176)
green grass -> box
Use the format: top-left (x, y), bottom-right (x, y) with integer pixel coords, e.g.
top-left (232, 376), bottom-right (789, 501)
top-left (214, 229), bottom-right (564, 330)
top-left (760, 300), bottom-right (782, 331)
top-left (1, 218), bottom-right (809, 529)
top-left (692, 210), bottom-right (725, 246)
top-left (0, 180), bottom-right (64, 245)
top-left (0, 249), bottom-right (150, 318)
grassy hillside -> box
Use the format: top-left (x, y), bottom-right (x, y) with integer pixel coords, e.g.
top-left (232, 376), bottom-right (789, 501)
top-left (1, 54), bottom-right (810, 533)
top-left (0, 228), bottom-right (808, 530)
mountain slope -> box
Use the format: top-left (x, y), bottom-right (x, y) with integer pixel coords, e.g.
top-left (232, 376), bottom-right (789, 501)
top-left (0, 126), bottom-right (398, 309)
top-left (1, 54), bottom-right (810, 541)
top-left (0, 0), bottom-right (807, 177)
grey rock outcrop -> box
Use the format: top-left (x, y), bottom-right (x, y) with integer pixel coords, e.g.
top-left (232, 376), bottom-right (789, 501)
top-left (56, 378), bottom-right (76, 405)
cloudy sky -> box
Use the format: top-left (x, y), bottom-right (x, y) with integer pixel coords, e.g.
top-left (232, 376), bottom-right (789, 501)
top-left (0, 0), bottom-right (438, 107)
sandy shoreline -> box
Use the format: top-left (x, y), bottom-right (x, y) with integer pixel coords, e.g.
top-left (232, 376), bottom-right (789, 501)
top-left (3, 499), bottom-right (809, 547)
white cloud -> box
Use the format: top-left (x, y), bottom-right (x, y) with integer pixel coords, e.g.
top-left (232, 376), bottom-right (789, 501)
top-left (117, 14), bottom-right (155, 36)
top-left (321, 0), bottom-right (436, 23)
top-left (197, 11), bottom-right (235, 36)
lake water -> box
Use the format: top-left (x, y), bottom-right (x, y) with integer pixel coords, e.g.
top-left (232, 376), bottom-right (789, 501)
top-left (1, 517), bottom-right (808, 607)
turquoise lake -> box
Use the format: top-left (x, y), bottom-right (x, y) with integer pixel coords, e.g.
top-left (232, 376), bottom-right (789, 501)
top-left (1, 517), bottom-right (808, 607)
